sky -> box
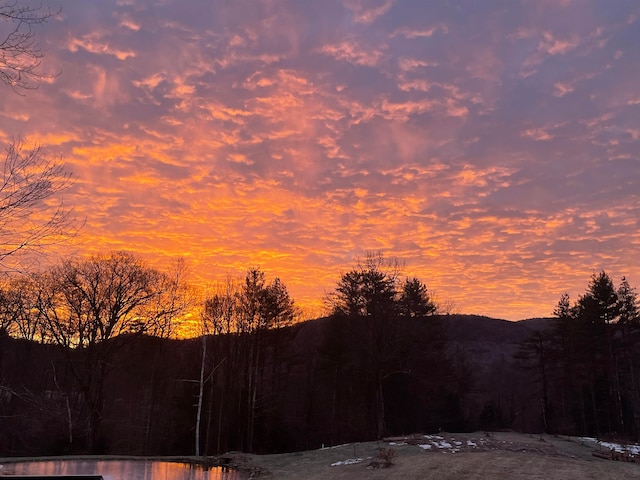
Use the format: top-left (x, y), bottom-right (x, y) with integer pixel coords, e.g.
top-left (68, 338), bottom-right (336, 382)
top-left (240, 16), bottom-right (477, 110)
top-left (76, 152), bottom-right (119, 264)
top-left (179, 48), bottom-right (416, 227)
top-left (1, 0), bottom-right (639, 321)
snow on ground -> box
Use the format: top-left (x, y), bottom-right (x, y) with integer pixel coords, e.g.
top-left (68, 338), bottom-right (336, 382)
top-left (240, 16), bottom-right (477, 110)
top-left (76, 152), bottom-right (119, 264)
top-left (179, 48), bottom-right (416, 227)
top-left (414, 434), bottom-right (481, 454)
top-left (331, 434), bottom-right (484, 466)
top-left (580, 437), bottom-right (640, 457)
top-left (330, 457), bottom-right (369, 467)
top-left (330, 432), bottom-right (639, 467)
top-left (320, 443), bottom-right (350, 450)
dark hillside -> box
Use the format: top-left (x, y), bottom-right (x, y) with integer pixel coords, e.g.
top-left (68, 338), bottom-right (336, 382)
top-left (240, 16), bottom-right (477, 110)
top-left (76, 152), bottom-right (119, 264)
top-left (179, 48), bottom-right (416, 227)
top-left (445, 315), bottom-right (552, 365)
top-left (439, 315), bottom-right (554, 433)
top-left (0, 314), bottom-right (604, 456)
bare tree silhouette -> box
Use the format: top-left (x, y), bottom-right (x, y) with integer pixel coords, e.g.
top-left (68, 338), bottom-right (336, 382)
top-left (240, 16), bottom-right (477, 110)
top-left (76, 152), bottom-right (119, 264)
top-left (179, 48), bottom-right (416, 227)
top-left (1, 0), bottom-right (59, 93)
top-left (0, 139), bottom-right (78, 270)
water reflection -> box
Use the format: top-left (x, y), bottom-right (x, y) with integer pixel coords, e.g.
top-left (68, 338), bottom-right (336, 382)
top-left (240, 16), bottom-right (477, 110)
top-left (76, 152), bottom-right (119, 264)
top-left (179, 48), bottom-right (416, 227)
top-left (0, 459), bottom-right (240, 480)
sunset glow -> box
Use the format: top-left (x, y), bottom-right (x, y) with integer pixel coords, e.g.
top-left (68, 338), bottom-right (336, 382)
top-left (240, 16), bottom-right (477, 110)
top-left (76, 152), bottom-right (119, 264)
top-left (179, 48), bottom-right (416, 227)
top-left (1, 0), bottom-right (639, 320)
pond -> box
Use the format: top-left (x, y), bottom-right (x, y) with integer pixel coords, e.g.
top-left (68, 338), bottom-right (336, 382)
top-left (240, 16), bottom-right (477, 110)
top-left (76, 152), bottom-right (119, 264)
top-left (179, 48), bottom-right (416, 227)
top-left (0, 459), bottom-right (241, 480)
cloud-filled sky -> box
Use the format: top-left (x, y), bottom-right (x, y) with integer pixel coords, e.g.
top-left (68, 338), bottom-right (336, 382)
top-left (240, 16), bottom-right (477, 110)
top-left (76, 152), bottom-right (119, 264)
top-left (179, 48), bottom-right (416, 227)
top-left (1, 0), bottom-right (639, 320)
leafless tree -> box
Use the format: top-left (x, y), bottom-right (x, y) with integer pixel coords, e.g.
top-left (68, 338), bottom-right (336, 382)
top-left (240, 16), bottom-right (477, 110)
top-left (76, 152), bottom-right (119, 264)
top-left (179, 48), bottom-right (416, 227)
top-left (35, 251), bottom-right (190, 452)
top-left (39, 251), bottom-right (185, 348)
top-left (0, 139), bottom-right (78, 271)
top-left (1, 4), bottom-right (75, 270)
top-left (136, 257), bottom-right (194, 452)
top-left (195, 269), bottom-right (297, 453)
top-left (144, 257), bottom-right (195, 339)
top-left (202, 276), bottom-right (240, 336)
top-left (1, 0), bottom-right (59, 93)
top-left (0, 273), bottom-right (43, 339)
top-left (195, 277), bottom-right (240, 455)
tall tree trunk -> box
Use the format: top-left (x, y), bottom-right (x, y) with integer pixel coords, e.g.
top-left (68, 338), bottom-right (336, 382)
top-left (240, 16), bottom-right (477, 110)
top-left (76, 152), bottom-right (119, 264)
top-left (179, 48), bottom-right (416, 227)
top-left (590, 384), bottom-right (600, 437)
top-left (217, 390), bottom-right (225, 454)
top-left (87, 393), bottom-right (103, 453)
top-left (376, 373), bottom-right (385, 439)
top-left (85, 362), bottom-right (106, 453)
top-left (247, 337), bottom-right (260, 452)
top-left (195, 335), bottom-right (207, 456)
top-left (143, 341), bottom-right (164, 452)
top-left (204, 364), bottom-right (216, 456)
top-left (331, 363), bottom-right (340, 445)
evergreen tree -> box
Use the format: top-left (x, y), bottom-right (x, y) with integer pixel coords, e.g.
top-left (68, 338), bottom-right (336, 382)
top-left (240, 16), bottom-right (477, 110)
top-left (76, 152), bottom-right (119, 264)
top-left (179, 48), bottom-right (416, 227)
top-left (617, 277), bottom-right (639, 325)
top-left (399, 277), bottom-right (437, 318)
top-left (576, 271), bottom-right (620, 325)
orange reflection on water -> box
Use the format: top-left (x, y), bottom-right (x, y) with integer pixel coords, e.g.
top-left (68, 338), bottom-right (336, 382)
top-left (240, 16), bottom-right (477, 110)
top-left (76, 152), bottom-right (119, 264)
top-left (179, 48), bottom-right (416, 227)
top-left (0, 459), bottom-right (240, 480)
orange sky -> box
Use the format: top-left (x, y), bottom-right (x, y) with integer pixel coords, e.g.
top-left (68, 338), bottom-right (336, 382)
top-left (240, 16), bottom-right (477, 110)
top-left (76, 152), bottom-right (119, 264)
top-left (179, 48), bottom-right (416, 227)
top-left (1, 0), bottom-right (639, 321)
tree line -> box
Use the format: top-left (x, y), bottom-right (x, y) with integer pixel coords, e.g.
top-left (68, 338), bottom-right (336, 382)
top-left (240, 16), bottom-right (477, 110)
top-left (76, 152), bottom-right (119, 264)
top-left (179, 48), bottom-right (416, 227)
top-left (2, 256), bottom-right (639, 455)
top-left (517, 271), bottom-right (640, 439)
top-left (0, 251), bottom-right (470, 455)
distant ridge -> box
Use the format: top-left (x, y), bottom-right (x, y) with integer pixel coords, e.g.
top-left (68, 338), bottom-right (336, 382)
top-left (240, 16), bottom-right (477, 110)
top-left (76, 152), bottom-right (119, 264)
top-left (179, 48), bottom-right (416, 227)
top-left (439, 314), bottom-right (553, 377)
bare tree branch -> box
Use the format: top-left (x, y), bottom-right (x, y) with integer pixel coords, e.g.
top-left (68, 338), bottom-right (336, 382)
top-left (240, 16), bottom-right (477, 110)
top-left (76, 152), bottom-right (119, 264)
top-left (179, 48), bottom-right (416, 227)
top-left (0, 138), bottom-right (80, 271)
top-left (0, 0), bottom-right (60, 93)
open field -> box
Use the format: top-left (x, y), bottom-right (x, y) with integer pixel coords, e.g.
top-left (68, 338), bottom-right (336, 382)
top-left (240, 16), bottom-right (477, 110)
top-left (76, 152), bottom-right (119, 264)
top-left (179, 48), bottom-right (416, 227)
top-left (230, 432), bottom-right (640, 479)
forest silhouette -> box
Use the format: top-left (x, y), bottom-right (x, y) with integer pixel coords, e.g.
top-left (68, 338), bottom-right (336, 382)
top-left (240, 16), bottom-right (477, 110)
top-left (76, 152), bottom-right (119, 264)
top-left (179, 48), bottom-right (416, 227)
top-left (1, 251), bottom-right (639, 456)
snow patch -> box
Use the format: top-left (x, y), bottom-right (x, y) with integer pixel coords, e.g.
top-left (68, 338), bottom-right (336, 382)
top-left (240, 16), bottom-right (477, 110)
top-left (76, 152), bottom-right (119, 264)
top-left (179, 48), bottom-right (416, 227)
top-left (581, 437), bottom-right (640, 456)
top-left (413, 434), bottom-right (463, 453)
top-left (331, 458), bottom-right (365, 467)
top-left (321, 443), bottom-right (350, 450)
top-left (433, 440), bottom-right (453, 449)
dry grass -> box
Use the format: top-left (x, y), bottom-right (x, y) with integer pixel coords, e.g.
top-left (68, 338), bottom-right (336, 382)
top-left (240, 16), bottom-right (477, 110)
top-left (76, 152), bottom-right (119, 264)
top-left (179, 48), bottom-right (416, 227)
top-left (228, 432), bottom-right (640, 479)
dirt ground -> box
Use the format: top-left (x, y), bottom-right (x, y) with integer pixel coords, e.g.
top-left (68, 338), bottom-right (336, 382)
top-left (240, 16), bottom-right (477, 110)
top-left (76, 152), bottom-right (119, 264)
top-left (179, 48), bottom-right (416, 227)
top-left (229, 432), bottom-right (640, 479)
